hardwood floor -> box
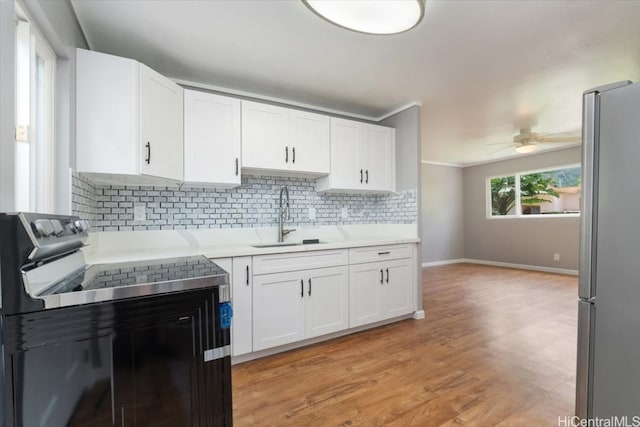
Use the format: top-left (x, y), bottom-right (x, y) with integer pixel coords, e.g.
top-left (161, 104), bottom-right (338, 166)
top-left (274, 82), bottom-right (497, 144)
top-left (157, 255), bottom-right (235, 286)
top-left (232, 263), bottom-right (578, 426)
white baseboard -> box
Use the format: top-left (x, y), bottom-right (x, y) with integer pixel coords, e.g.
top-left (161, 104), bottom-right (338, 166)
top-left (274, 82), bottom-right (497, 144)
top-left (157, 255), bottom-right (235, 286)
top-left (463, 259), bottom-right (578, 276)
top-left (412, 310), bottom-right (425, 320)
top-left (421, 259), bottom-right (466, 267)
top-left (421, 258), bottom-right (578, 276)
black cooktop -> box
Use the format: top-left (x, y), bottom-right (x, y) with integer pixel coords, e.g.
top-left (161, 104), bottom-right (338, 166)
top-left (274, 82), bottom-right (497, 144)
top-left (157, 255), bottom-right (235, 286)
top-left (41, 256), bottom-right (227, 296)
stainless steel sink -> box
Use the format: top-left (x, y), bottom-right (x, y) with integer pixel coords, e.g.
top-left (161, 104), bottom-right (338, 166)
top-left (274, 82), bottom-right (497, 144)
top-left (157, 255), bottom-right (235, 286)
top-left (251, 242), bottom-right (301, 248)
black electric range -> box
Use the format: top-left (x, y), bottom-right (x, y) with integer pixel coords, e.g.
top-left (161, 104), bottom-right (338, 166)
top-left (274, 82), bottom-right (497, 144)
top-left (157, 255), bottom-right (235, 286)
top-left (0, 212), bottom-right (233, 426)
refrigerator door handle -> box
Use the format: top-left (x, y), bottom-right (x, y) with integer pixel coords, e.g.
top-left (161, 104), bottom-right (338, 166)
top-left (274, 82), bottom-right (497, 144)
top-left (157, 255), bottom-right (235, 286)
top-left (576, 300), bottom-right (594, 419)
top-left (579, 92), bottom-right (599, 301)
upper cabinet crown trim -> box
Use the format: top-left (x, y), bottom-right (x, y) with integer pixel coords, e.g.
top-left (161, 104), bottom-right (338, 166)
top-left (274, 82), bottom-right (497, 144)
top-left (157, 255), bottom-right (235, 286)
top-left (174, 78), bottom-right (421, 122)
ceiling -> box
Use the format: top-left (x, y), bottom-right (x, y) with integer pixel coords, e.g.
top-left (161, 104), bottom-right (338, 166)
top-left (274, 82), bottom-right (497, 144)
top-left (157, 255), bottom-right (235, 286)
top-left (70, 0), bottom-right (640, 166)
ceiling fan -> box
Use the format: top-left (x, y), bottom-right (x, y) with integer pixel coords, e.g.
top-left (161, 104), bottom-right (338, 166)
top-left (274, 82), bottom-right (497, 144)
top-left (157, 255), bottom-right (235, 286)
top-left (488, 128), bottom-right (581, 154)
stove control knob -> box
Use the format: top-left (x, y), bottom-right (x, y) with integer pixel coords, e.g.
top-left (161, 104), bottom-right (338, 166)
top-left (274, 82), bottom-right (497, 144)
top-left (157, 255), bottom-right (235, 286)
top-left (34, 219), bottom-right (54, 237)
top-left (74, 220), bottom-right (90, 233)
top-left (50, 219), bottom-right (64, 236)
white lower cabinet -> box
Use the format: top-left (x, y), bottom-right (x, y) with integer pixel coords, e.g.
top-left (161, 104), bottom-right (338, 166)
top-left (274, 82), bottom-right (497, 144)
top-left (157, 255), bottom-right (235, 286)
top-left (253, 266), bottom-right (348, 351)
top-left (212, 257), bottom-right (254, 357)
top-left (232, 257), bottom-right (253, 356)
top-left (349, 258), bottom-right (414, 328)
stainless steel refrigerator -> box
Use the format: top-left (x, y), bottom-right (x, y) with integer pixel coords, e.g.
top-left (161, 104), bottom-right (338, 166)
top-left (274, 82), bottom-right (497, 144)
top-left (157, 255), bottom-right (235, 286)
top-left (576, 80), bottom-right (640, 418)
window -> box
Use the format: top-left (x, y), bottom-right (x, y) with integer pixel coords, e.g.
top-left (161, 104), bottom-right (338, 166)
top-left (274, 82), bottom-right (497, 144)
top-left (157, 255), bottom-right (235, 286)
top-left (15, 6), bottom-right (56, 213)
top-left (488, 165), bottom-right (581, 218)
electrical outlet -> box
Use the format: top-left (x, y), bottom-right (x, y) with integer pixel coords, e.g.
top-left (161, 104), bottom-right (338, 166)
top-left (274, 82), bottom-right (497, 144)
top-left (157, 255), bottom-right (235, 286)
top-left (134, 205), bottom-right (146, 221)
top-left (554, 253), bottom-right (560, 261)
top-left (308, 207), bottom-right (316, 220)
top-left (341, 207), bottom-right (348, 219)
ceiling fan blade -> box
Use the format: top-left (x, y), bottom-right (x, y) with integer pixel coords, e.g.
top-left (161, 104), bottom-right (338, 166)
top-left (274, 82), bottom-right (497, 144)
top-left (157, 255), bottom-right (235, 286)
top-left (537, 136), bottom-right (581, 143)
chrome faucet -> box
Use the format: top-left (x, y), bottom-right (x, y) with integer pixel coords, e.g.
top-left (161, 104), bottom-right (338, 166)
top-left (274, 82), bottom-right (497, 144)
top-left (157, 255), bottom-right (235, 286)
top-left (278, 186), bottom-right (296, 242)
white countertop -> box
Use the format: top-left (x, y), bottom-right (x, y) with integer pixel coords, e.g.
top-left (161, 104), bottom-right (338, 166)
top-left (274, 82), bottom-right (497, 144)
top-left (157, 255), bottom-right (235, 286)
top-left (83, 224), bottom-right (419, 264)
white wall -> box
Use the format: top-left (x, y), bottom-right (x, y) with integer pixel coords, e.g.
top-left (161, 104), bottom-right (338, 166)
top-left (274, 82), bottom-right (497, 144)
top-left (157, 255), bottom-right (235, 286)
top-left (421, 163), bottom-right (464, 264)
top-left (0, 1), bottom-right (16, 211)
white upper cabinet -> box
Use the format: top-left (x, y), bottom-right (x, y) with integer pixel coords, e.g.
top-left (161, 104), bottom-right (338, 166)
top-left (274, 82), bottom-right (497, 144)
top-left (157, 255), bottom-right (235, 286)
top-left (241, 100), bottom-right (330, 177)
top-left (183, 90), bottom-right (241, 187)
top-left (364, 124), bottom-right (395, 192)
top-left (76, 48), bottom-right (183, 184)
top-left (139, 64), bottom-right (183, 181)
top-left (316, 118), bottom-right (396, 193)
top-left (241, 101), bottom-right (289, 172)
top-left (289, 110), bottom-right (330, 174)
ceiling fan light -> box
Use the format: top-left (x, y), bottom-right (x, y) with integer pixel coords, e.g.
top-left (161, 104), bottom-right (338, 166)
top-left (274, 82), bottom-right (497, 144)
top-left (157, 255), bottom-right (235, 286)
top-left (303, 0), bottom-right (425, 35)
top-left (515, 143), bottom-right (538, 154)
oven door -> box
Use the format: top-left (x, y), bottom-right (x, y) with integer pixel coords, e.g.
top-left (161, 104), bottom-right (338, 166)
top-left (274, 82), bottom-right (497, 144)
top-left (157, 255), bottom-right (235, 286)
top-left (4, 287), bottom-right (232, 427)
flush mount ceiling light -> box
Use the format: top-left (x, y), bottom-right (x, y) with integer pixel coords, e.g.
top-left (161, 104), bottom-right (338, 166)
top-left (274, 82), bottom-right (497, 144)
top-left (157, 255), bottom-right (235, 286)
top-left (515, 142), bottom-right (538, 154)
top-left (302, 0), bottom-right (425, 35)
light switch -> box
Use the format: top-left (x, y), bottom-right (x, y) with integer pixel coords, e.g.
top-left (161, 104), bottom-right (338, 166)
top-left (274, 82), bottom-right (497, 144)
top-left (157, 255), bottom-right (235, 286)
top-left (16, 125), bottom-right (28, 142)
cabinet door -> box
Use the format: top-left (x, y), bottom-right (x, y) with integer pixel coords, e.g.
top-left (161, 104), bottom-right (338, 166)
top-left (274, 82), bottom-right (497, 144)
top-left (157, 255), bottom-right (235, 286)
top-left (241, 101), bottom-right (289, 171)
top-left (76, 48), bottom-right (138, 176)
top-left (365, 124), bottom-right (395, 192)
top-left (382, 259), bottom-right (414, 319)
top-left (13, 336), bottom-right (114, 427)
top-left (289, 110), bottom-right (330, 175)
top-left (329, 117), bottom-right (364, 189)
top-left (253, 270), bottom-right (305, 351)
top-left (139, 64), bottom-right (184, 181)
top-left (113, 315), bottom-right (198, 426)
top-left (305, 266), bottom-right (349, 339)
top-left (184, 90), bottom-right (241, 186)
top-left (231, 257), bottom-right (253, 356)
top-left (349, 262), bottom-right (384, 327)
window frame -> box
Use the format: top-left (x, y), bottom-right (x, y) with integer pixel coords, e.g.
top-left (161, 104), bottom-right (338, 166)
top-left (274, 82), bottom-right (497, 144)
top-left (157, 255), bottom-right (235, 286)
top-left (14, 3), bottom-right (56, 213)
top-left (486, 162), bottom-right (582, 219)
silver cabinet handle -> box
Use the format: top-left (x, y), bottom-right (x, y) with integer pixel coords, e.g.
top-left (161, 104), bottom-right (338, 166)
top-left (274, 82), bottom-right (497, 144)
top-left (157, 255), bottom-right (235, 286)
top-left (285, 146), bottom-right (289, 163)
top-left (308, 278), bottom-right (311, 296)
top-left (145, 142), bottom-right (151, 164)
top-left (235, 157), bottom-right (239, 175)
top-left (300, 279), bottom-right (304, 297)
top-left (246, 265), bottom-right (249, 285)
top-left (378, 251), bottom-right (390, 255)
top-left (380, 269), bottom-right (384, 284)
top-left (385, 268), bottom-right (389, 283)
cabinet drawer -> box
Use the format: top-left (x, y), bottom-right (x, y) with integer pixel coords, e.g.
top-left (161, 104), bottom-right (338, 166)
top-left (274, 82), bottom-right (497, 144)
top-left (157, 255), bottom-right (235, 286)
top-left (253, 249), bottom-right (348, 275)
top-left (349, 244), bottom-right (413, 265)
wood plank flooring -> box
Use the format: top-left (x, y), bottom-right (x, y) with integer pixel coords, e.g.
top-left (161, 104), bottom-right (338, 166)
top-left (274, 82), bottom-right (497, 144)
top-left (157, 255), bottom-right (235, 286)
top-left (232, 263), bottom-right (578, 426)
